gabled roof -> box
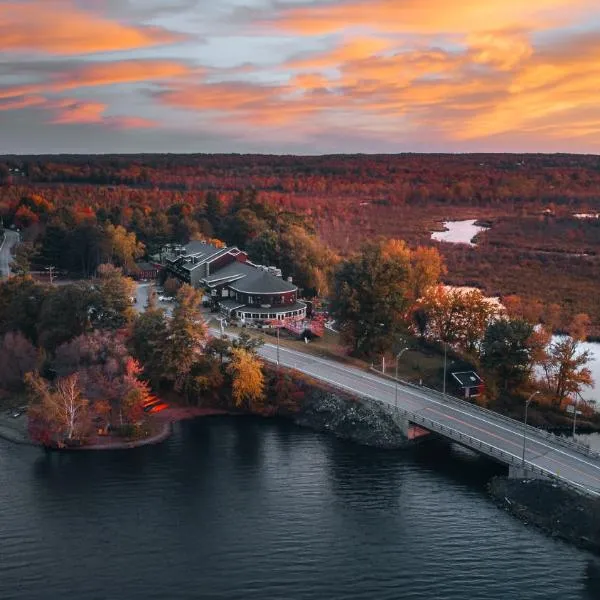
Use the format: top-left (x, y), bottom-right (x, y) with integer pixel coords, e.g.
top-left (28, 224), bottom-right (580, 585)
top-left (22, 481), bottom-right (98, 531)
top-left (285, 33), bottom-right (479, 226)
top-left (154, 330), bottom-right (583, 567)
top-left (451, 371), bottom-right (483, 388)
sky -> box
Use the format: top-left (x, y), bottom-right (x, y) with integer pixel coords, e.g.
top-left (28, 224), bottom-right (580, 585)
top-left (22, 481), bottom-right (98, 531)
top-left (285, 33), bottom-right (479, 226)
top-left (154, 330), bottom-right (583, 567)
top-left (1, 0), bottom-right (600, 154)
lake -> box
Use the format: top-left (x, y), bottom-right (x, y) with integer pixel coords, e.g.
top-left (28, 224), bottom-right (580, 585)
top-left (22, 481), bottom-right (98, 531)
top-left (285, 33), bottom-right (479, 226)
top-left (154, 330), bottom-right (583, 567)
top-left (1, 417), bottom-right (599, 600)
top-left (431, 219), bottom-right (488, 245)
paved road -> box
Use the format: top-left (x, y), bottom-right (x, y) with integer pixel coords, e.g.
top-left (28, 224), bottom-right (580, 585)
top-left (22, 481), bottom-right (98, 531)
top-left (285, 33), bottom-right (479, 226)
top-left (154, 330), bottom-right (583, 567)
top-left (0, 230), bottom-right (19, 278)
top-left (254, 340), bottom-right (600, 496)
top-left (134, 283), bottom-right (600, 496)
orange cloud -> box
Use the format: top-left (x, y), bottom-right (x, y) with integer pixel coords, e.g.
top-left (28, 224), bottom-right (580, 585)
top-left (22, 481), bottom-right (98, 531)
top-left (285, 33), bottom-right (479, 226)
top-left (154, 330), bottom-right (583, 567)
top-left (0, 0), bottom-right (185, 55)
top-left (0, 94), bottom-right (47, 111)
top-left (271, 0), bottom-right (594, 35)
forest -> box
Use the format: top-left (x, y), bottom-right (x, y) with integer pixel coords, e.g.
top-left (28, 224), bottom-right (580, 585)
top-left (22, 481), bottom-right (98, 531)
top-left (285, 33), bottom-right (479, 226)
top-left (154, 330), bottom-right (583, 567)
top-left (1, 153), bottom-right (598, 443)
top-left (1, 153), bottom-right (599, 334)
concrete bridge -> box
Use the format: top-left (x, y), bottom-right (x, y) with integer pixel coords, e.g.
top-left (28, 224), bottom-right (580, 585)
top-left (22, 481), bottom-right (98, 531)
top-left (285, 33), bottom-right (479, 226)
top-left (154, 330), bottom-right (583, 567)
top-left (254, 338), bottom-right (600, 498)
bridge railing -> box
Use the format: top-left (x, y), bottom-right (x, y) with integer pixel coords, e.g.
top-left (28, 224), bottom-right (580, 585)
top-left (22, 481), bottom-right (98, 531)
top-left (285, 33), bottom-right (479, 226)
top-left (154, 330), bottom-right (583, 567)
top-left (393, 404), bottom-right (600, 499)
top-left (371, 367), bottom-right (600, 461)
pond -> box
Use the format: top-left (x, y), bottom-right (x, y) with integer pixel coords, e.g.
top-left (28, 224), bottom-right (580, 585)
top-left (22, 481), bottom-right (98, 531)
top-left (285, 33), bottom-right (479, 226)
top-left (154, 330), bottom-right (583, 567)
top-left (431, 219), bottom-right (489, 245)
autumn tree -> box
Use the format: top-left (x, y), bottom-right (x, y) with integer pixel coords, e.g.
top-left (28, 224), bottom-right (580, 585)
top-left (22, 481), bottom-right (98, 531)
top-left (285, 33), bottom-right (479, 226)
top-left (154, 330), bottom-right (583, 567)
top-left (332, 239), bottom-right (413, 356)
top-left (90, 264), bottom-right (136, 330)
top-left (103, 224), bottom-right (145, 271)
top-left (538, 314), bottom-right (594, 406)
top-left (26, 372), bottom-right (90, 443)
top-left (417, 286), bottom-right (499, 356)
top-left (227, 348), bottom-right (265, 410)
top-left (162, 285), bottom-right (207, 392)
top-left (409, 246), bottom-right (446, 301)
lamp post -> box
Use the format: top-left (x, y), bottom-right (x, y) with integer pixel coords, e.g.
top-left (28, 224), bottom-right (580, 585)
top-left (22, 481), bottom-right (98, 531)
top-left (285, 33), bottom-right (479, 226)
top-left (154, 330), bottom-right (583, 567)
top-left (522, 390), bottom-right (540, 469)
top-left (395, 347), bottom-right (410, 413)
top-left (442, 342), bottom-right (447, 398)
top-left (276, 324), bottom-right (280, 367)
top-left (572, 392), bottom-right (583, 437)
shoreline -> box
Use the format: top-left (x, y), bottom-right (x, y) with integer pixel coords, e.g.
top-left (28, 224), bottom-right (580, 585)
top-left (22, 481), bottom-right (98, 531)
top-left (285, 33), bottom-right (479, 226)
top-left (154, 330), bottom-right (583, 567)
top-left (0, 407), bottom-right (234, 451)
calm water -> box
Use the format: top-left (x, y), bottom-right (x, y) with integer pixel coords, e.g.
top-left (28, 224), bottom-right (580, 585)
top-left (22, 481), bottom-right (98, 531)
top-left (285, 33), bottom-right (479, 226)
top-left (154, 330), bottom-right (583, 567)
top-left (431, 219), bottom-right (488, 245)
top-left (1, 417), bottom-right (599, 600)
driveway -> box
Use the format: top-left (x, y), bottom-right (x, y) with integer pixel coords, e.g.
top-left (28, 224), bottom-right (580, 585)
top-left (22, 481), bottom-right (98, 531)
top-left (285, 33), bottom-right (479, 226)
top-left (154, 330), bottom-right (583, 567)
top-left (0, 230), bottom-right (20, 278)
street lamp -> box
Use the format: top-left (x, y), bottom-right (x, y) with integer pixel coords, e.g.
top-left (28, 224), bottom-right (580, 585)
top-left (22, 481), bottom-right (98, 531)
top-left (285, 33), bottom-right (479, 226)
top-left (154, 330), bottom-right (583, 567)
top-left (442, 342), bottom-right (447, 398)
top-left (572, 392), bottom-right (584, 437)
top-left (395, 347), bottom-right (410, 412)
top-left (522, 390), bottom-right (540, 468)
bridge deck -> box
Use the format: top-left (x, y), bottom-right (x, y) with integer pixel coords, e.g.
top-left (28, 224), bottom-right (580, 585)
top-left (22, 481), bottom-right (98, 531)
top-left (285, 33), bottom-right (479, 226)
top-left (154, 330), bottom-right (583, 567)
top-left (255, 339), bottom-right (600, 498)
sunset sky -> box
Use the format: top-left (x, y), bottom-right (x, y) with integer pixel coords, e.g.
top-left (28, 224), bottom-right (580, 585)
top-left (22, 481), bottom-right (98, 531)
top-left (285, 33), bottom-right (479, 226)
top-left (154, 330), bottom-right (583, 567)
top-left (1, 0), bottom-right (600, 154)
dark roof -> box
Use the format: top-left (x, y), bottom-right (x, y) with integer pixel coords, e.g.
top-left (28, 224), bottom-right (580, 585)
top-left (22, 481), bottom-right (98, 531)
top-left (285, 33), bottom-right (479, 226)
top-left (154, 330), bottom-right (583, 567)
top-left (228, 270), bottom-right (297, 294)
top-left (451, 371), bottom-right (483, 388)
top-left (184, 241), bottom-right (221, 256)
top-left (203, 260), bottom-right (256, 287)
top-left (135, 261), bottom-right (158, 271)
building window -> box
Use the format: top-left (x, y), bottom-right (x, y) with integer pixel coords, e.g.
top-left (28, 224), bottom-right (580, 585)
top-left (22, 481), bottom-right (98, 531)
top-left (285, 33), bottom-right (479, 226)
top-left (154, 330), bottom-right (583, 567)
top-left (252, 314), bottom-right (259, 319)
top-left (245, 313), bottom-right (251, 318)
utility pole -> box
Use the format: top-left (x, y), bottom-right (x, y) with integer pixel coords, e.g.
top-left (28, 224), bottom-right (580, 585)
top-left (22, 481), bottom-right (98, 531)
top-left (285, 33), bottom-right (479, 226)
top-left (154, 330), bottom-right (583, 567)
top-left (45, 265), bottom-right (55, 285)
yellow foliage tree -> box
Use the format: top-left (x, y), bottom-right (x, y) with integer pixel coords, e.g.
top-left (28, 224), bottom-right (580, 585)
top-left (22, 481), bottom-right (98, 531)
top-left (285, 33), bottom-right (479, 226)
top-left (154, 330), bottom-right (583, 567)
top-left (227, 348), bottom-right (265, 411)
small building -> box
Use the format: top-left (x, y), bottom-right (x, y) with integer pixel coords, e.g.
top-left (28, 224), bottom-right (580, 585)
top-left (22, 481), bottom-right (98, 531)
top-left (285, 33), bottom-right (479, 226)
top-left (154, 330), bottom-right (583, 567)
top-left (163, 241), bottom-right (307, 323)
top-left (451, 371), bottom-right (484, 399)
top-left (132, 261), bottom-right (160, 280)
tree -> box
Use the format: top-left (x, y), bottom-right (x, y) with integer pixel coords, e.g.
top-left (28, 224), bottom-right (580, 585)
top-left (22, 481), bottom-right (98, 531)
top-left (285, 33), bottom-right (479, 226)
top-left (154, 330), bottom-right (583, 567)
top-left (26, 372), bottom-right (90, 443)
top-left (231, 331), bottom-right (264, 355)
top-left (0, 276), bottom-right (47, 343)
top-left (417, 286), bottom-right (499, 356)
top-left (90, 264), bottom-right (136, 330)
top-left (162, 285), bottom-right (207, 393)
top-left (227, 348), bottom-right (265, 410)
top-left (103, 224), bottom-right (145, 271)
top-left (130, 306), bottom-right (169, 386)
top-left (11, 241), bottom-right (38, 275)
top-left (0, 331), bottom-right (38, 391)
top-left (409, 246), bottom-right (446, 301)
top-left (481, 318), bottom-right (535, 390)
top-left (539, 337), bottom-right (593, 407)
top-left (37, 283), bottom-right (96, 351)
top-left (538, 314), bottom-right (594, 406)
top-left (331, 239), bottom-right (412, 356)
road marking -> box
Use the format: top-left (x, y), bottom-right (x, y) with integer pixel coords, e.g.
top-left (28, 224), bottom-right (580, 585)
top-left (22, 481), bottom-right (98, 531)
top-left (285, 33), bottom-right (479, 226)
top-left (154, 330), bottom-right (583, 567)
top-left (425, 407), bottom-right (600, 487)
top-left (263, 341), bottom-right (600, 475)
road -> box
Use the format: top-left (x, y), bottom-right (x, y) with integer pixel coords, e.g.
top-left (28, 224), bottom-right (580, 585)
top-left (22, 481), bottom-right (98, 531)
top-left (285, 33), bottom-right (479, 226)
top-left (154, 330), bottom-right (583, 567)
top-left (256, 340), bottom-right (600, 496)
top-left (0, 230), bottom-right (19, 278)
top-left (134, 282), bottom-right (600, 496)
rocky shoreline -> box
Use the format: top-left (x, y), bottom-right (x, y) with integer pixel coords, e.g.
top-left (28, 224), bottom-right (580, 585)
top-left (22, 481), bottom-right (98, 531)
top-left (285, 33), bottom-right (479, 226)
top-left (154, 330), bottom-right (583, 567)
top-left (488, 476), bottom-right (600, 554)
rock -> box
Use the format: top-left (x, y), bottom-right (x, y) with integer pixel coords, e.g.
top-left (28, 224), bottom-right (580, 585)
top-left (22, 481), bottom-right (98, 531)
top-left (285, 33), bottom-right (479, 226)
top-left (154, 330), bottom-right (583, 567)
top-left (488, 476), bottom-right (600, 554)
top-left (294, 387), bottom-right (410, 449)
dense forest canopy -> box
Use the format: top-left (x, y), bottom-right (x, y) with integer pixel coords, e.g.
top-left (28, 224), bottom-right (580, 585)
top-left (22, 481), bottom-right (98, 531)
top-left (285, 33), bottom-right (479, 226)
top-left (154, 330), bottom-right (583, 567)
top-left (1, 153), bottom-right (599, 334)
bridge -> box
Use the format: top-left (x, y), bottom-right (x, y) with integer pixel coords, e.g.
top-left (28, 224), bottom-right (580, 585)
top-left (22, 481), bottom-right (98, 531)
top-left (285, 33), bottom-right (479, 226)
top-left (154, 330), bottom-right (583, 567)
top-left (253, 338), bottom-right (600, 498)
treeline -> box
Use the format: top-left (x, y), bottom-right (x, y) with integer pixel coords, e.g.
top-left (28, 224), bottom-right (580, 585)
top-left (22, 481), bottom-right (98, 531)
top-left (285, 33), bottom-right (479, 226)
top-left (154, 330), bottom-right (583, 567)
top-left (0, 269), bottom-right (301, 446)
top-left (1, 186), bottom-right (336, 296)
top-left (332, 239), bottom-right (596, 418)
top-left (3, 153), bottom-right (600, 207)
